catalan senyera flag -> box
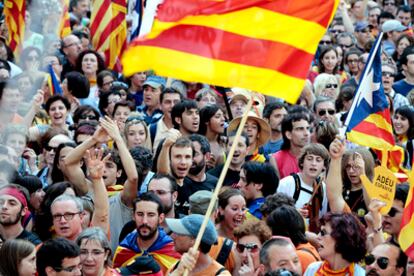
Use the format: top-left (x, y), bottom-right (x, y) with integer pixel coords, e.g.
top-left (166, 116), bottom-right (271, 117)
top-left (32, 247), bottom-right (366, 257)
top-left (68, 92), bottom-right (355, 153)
top-left (3, 0), bottom-right (26, 55)
top-left (399, 170), bottom-right (414, 260)
top-left (345, 34), bottom-right (403, 157)
top-left (122, 0), bottom-right (339, 104)
top-left (58, 0), bottom-right (71, 38)
top-left (90, 0), bottom-right (127, 70)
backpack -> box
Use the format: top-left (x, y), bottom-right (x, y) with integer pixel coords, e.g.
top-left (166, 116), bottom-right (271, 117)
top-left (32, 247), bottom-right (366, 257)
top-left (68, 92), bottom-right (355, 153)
top-left (216, 238), bottom-right (233, 266)
top-left (291, 173), bottom-right (324, 233)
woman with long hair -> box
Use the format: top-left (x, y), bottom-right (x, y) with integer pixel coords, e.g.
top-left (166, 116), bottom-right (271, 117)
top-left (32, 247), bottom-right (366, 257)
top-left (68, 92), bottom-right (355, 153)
top-left (198, 104), bottom-right (226, 167)
top-left (393, 105), bottom-right (414, 168)
top-left (0, 239), bottom-right (37, 276)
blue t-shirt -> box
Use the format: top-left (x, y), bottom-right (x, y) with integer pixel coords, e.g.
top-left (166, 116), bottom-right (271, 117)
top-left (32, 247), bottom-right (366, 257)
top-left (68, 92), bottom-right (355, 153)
top-left (393, 79), bottom-right (414, 97)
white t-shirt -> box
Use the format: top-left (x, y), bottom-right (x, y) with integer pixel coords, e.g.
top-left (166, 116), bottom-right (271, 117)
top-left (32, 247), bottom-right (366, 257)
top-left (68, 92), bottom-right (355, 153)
top-left (277, 174), bottom-right (328, 217)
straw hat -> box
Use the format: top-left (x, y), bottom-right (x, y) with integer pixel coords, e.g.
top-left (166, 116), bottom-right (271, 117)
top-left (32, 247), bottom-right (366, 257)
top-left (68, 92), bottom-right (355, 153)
top-left (227, 111), bottom-right (271, 148)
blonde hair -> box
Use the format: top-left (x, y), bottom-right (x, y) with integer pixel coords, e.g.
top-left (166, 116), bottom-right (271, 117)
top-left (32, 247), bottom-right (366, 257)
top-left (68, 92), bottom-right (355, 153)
top-left (314, 73), bottom-right (340, 99)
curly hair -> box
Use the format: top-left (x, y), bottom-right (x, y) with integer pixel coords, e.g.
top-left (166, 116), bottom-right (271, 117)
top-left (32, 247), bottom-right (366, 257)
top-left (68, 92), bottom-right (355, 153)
top-left (320, 212), bottom-right (367, 263)
top-left (76, 49), bottom-right (106, 75)
top-left (260, 193), bottom-right (295, 218)
top-left (234, 219), bottom-right (272, 244)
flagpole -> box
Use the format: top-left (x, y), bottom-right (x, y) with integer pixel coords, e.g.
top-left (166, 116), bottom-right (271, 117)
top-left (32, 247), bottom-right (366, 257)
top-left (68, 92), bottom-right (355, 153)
top-left (182, 96), bottom-right (254, 276)
top-left (341, 32), bottom-right (384, 137)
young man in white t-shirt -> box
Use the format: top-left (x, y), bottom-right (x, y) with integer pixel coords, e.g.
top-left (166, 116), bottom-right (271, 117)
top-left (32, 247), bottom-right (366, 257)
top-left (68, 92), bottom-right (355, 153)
top-left (277, 143), bottom-right (329, 221)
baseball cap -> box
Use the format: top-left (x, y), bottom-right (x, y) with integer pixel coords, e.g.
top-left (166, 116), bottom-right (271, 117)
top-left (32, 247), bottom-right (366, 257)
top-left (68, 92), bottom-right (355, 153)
top-left (355, 21), bottom-right (369, 32)
top-left (382, 19), bottom-right (407, 32)
top-left (166, 214), bottom-right (217, 246)
top-left (118, 255), bottom-right (162, 276)
top-left (143, 75), bottom-right (166, 89)
top-left (189, 190), bottom-right (217, 215)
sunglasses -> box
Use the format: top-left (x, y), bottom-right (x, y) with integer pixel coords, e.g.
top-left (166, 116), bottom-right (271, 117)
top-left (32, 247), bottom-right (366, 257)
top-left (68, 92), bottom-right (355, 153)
top-left (236, 243), bottom-right (260, 253)
top-left (388, 207), bottom-right (401, 217)
top-left (382, 72), bottom-right (395, 78)
top-left (318, 109), bottom-right (335, 116)
top-left (125, 116), bottom-right (145, 123)
top-left (365, 254), bottom-right (390, 270)
top-left (320, 40), bottom-right (332, 45)
top-left (325, 84), bottom-right (338, 89)
top-left (79, 114), bottom-right (97, 120)
top-left (45, 145), bottom-right (58, 152)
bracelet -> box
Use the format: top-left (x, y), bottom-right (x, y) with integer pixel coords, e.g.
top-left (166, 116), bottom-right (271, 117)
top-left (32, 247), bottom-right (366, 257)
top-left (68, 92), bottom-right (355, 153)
top-left (373, 225), bottom-right (383, 233)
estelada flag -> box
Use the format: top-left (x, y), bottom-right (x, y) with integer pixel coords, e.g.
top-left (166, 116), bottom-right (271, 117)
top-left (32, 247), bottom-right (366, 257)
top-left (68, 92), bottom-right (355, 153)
top-left (47, 64), bottom-right (63, 96)
top-left (399, 170), bottom-right (414, 260)
top-left (122, 0), bottom-right (339, 104)
top-left (345, 33), bottom-right (396, 151)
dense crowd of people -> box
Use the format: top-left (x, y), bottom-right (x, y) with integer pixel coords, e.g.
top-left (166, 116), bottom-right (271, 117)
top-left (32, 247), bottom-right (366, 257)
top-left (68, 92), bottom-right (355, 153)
top-left (0, 0), bottom-right (414, 275)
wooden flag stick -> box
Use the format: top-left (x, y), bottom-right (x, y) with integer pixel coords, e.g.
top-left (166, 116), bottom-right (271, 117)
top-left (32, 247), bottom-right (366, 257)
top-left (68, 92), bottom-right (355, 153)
top-left (182, 95), bottom-right (254, 276)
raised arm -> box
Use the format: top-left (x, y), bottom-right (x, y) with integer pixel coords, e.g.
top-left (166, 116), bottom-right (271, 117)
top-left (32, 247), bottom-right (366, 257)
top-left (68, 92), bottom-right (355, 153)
top-left (85, 148), bottom-right (110, 232)
top-left (327, 138), bottom-right (347, 212)
top-left (63, 126), bottom-right (109, 195)
top-left (22, 89), bottom-right (44, 129)
top-left (156, 128), bottom-right (181, 175)
top-left (100, 116), bottom-right (138, 207)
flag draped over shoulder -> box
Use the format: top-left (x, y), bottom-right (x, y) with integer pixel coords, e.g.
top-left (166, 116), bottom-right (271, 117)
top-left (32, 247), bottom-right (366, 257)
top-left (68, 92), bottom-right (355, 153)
top-left (90, 0), bottom-right (127, 70)
top-left (399, 171), bottom-right (414, 260)
top-left (345, 34), bottom-right (399, 151)
top-left (122, 0), bottom-right (339, 104)
top-left (58, 0), bottom-right (71, 38)
top-left (3, 0), bottom-right (25, 55)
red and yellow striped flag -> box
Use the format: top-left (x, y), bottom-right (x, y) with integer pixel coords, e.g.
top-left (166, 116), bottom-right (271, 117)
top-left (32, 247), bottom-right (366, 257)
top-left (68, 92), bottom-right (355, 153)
top-left (122, 0), bottom-right (339, 103)
top-left (58, 0), bottom-right (71, 38)
top-left (90, 0), bottom-right (127, 70)
top-left (3, 0), bottom-right (25, 56)
top-left (399, 169), bottom-right (414, 260)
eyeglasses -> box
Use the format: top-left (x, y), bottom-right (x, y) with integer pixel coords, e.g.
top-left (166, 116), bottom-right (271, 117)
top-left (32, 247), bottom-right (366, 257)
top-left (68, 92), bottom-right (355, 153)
top-left (63, 41), bottom-right (81, 48)
top-left (330, 29), bottom-right (344, 34)
top-left (80, 249), bottom-right (105, 258)
top-left (52, 212), bottom-right (81, 222)
top-left (236, 243), bottom-right (260, 253)
top-left (325, 84), bottom-right (338, 89)
top-left (54, 264), bottom-right (82, 273)
top-left (365, 254), bottom-right (391, 270)
top-left (318, 109), bottom-right (335, 116)
top-left (320, 229), bottom-right (332, 237)
top-left (347, 59), bottom-right (359, 64)
top-left (79, 114), bottom-right (97, 120)
top-left (388, 207), bottom-right (401, 217)
top-left (382, 72), bottom-right (395, 78)
top-left (358, 29), bottom-right (370, 33)
top-left (45, 145), bottom-right (58, 152)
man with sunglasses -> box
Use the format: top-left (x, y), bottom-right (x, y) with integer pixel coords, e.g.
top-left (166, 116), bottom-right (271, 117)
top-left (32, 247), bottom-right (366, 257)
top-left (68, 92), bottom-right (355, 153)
top-left (382, 63), bottom-right (409, 111)
top-left (314, 96), bottom-right (337, 124)
top-left (366, 242), bottom-right (407, 276)
top-left (354, 21), bottom-right (372, 52)
top-left (37, 237), bottom-right (82, 276)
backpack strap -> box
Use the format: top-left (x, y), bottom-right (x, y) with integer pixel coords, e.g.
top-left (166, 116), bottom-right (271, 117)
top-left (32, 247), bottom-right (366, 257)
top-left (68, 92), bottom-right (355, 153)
top-left (216, 238), bottom-right (233, 265)
top-left (292, 173), bottom-right (301, 202)
top-left (298, 246), bottom-right (321, 261)
top-left (149, 123), bottom-right (157, 146)
top-left (215, 267), bottom-right (227, 275)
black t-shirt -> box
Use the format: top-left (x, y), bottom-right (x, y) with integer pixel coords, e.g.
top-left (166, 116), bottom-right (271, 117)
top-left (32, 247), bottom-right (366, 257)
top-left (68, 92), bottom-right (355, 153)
top-left (1, 229), bottom-right (41, 246)
top-left (343, 188), bottom-right (368, 221)
top-left (175, 173), bottom-right (218, 216)
top-left (207, 164), bottom-right (240, 187)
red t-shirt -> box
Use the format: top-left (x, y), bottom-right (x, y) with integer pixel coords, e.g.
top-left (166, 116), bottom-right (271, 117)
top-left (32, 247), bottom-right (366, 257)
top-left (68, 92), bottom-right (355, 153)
top-left (273, 150), bottom-right (300, 179)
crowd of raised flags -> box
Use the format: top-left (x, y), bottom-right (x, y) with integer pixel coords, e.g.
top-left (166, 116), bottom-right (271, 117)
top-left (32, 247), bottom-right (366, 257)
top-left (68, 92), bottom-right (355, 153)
top-left (0, 0), bottom-right (413, 275)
